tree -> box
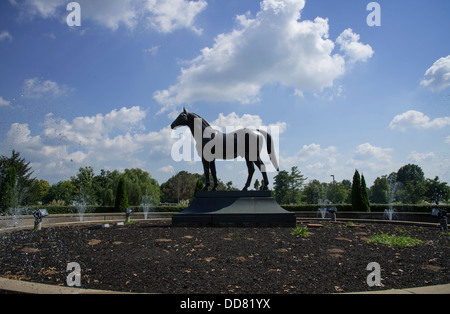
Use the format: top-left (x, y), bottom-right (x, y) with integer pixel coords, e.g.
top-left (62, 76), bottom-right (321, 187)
top-left (43, 180), bottom-right (75, 205)
top-left (351, 170), bottom-right (363, 211)
top-left (331, 181), bottom-right (351, 204)
top-left (160, 171), bottom-right (198, 203)
top-left (0, 150), bottom-right (34, 210)
top-left (370, 176), bottom-right (389, 204)
top-left (71, 166), bottom-right (97, 205)
top-left (254, 179), bottom-right (260, 191)
top-left (194, 178), bottom-right (204, 195)
top-left (288, 166), bottom-right (306, 204)
top-left (397, 164), bottom-right (425, 187)
top-left (361, 174), bottom-right (371, 212)
top-left (303, 180), bottom-right (324, 204)
top-left (273, 170), bottom-right (290, 204)
top-left (115, 176), bottom-right (129, 212)
top-left (424, 176), bottom-right (449, 205)
top-left (3, 166), bottom-right (18, 212)
top-left (396, 164), bottom-right (426, 204)
top-left (225, 181), bottom-right (239, 191)
top-left (123, 168), bottom-right (160, 206)
top-left (29, 179), bottom-right (50, 205)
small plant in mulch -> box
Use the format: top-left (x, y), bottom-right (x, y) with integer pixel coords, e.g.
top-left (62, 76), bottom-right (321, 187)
top-left (367, 233), bottom-right (426, 248)
top-left (290, 226), bottom-right (309, 238)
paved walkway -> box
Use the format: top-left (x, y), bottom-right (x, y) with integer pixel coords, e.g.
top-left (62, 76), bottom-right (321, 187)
top-left (1, 277), bottom-right (449, 294)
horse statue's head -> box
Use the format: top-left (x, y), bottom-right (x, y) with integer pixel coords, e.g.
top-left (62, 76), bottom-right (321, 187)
top-left (171, 107), bottom-right (189, 130)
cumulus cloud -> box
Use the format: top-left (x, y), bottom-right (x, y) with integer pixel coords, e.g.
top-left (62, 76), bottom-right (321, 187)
top-left (158, 165), bottom-right (175, 174)
top-left (0, 31), bottom-right (13, 42)
top-left (1, 106), bottom-right (176, 182)
top-left (336, 28), bottom-right (374, 63)
top-left (211, 112), bottom-right (287, 134)
top-left (154, 0), bottom-right (373, 111)
top-left (408, 151), bottom-right (435, 163)
top-left (389, 110), bottom-right (450, 131)
top-left (144, 0), bottom-right (207, 34)
top-left (346, 143), bottom-right (393, 173)
top-left (22, 77), bottom-right (71, 98)
top-left (280, 143), bottom-right (338, 180)
top-left (420, 55), bottom-right (450, 92)
top-left (10, 0), bottom-right (206, 32)
top-left (0, 96), bottom-right (11, 107)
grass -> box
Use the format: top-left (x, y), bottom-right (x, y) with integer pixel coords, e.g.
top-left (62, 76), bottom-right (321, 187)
top-left (290, 226), bottom-right (309, 238)
top-left (368, 233), bottom-right (426, 248)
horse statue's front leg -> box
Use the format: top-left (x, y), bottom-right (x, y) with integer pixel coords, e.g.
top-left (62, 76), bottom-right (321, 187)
top-left (202, 159), bottom-right (210, 191)
top-left (210, 161), bottom-right (218, 191)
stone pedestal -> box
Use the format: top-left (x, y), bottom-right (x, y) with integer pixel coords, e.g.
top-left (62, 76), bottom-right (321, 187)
top-left (172, 190), bottom-right (296, 227)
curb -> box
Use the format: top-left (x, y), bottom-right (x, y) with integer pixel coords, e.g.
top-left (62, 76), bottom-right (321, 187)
top-left (0, 277), bottom-right (132, 294)
top-left (1, 277), bottom-right (449, 294)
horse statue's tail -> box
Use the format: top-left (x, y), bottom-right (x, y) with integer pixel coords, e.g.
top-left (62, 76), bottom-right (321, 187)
top-left (257, 129), bottom-right (279, 172)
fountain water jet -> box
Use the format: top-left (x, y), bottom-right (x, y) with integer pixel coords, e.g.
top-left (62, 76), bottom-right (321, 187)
top-left (141, 195), bottom-right (156, 220)
top-left (383, 180), bottom-right (404, 221)
top-left (73, 192), bottom-right (90, 222)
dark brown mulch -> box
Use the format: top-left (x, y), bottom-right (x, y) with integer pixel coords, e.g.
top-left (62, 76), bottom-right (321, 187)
top-left (0, 220), bottom-right (449, 294)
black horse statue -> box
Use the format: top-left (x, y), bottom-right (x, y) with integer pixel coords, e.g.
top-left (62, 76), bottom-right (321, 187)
top-left (171, 108), bottom-right (279, 191)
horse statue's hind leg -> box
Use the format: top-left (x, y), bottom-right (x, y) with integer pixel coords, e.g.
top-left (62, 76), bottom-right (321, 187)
top-left (202, 159), bottom-right (219, 191)
top-left (243, 159), bottom-right (255, 191)
top-left (254, 156), bottom-right (269, 190)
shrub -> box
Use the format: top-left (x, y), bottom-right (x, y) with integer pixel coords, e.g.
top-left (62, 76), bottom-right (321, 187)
top-left (115, 177), bottom-right (129, 212)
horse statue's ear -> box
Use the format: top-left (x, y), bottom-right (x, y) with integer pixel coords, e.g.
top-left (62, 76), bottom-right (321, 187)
top-left (183, 107), bottom-right (188, 114)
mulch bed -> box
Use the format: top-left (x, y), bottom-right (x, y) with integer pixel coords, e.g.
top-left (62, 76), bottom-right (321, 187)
top-left (0, 220), bottom-right (449, 294)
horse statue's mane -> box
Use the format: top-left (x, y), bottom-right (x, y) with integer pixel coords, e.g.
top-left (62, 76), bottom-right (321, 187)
top-left (189, 112), bottom-right (211, 129)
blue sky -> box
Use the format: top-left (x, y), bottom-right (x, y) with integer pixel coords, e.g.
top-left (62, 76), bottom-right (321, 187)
top-left (0, 0), bottom-right (449, 190)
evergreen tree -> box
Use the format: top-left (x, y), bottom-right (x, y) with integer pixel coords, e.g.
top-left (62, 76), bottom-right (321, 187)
top-left (4, 166), bottom-right (18, 212)
top-left (115, 177), bottom-right (129, 212)
top-left (361, 174), bottom-right (371, 212)
top-left (288, 166), bottom-right (306, 204)
top-left (273, 170), bottom-right (290, 204)
top-left (351, 170), bottom-right (363, 211)
top-left (194, 178), bottom-right (205, 195)
top-left (0, 150), bottom-right (34, 210)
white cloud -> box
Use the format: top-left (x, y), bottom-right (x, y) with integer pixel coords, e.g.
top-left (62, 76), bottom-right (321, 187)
top-left (1, 106), bottom-right (175, 182)
top-left (389, 110), bottom-right (450, 131)
top-left (23, 77), bottom-right (71, 98)
top-left (0, 96), bottom-right (11, 107)
top-left (280, 143), bottom-right (338, 180)
top-left (154, 0), bottom-right (372, 111)
top-left (346, 143), bottom-right (393, 173)
top-left (211, 112), bottom-right (287, 134)
top-left (353, 143), bottom-right (393, 163)
top-left (144, 0), bottom-right (207, 34)
top-left (408, 151), bottom-right (435, 163)
top-left (0, 31), bottom-right (13, 42)
top-left (10, 0), bottom-right (206, 32)
top-left (336, 28), bottom-right (374, 63)
top-left (144, 45), bottom-right (161, 56)
top-left (158, 165), bottom-right (175, 174)
top-left (421, 55), bottom-right (450, 92)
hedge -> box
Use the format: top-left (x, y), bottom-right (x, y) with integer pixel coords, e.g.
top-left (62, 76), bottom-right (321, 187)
top-left (281, 204), bottom-right (450, 213)
top-left (12, 204), bottom-right (450, 215)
